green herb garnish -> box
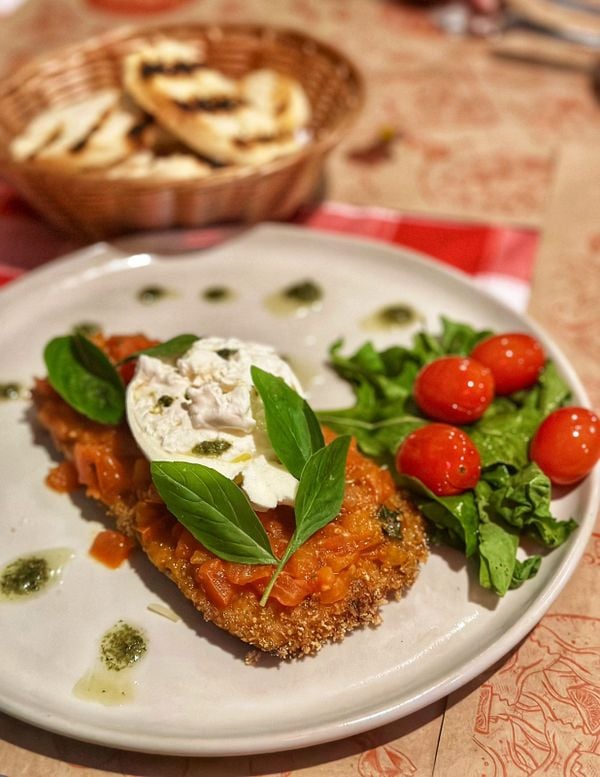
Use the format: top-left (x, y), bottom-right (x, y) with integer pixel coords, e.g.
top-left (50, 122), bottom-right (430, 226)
top-left (0, 382), bottom-right (23, 400)
top-left (1, 556), bottom-right (49, 596)
top-left (151, 370), bottom-right (350, 605)
top-left (100, 621), bottom-right (147, 671)
top-left (203, 286), bottom-right (232, 302)
top-left (137, 286), bottom-right (169, 304)
top-left (283, 280), bottom-right (322, 304)
top-left (42, 332), bottom-right (201, 425)
top-left (151, 461), bottom-right (278, 566)
top-left (251, 366), bottom-right (324, 479)
top-left (44, 334), bottom-right (125, 425)
top-left (217, 348), bottom-right (238, 360)
top-left (192, 440), bottom-right (232, 457)
top-left (119, 334), bottom-right (199, 364)
top-left (258, 434), bottom-right (350, 606)
top-left (377, 505), bottom-right (403, 540)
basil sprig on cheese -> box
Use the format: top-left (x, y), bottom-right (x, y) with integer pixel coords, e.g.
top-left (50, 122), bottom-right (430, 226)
top-left (117, 334), bottom-right (199, 364)
top-left (250, 365), bottom-right (324, 479)
top-left (44, 330), bottom-right (350, 606)
top-left (151, 370), bottom-right (349, 606)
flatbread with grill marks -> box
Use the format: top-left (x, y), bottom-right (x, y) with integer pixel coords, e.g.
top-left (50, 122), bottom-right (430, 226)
top-left (10, 90), bottom-right (155, 172)
top-left (123, 41), bottom-right (311, 165)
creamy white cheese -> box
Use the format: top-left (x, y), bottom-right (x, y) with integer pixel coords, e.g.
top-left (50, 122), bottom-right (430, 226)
top-left (126, 337), bottom-right (303, 510)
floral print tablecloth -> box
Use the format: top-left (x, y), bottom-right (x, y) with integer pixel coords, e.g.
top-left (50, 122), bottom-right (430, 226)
top-left (0, 2), bottom-right (599, 775)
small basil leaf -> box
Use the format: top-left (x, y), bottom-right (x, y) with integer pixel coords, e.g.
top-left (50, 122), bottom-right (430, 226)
top-left (293, 435), bottom-right (351, 547)
top-left (151, 461), bottom-right (277, 565)
top-left (44, 335), bottom-right (125, 425)
top-left (251, 366), bottom-right (324, 479)
top-left (71, 334), bottom-right (123, 390)
top-left (259, 435), bottom-right (351, 605)
top-left (119, 334), bottom-right (199, 364)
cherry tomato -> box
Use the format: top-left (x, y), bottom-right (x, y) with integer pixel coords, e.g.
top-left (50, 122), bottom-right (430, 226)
top-left (414, 356), bottom-right (494, 424)
top-left (530, 407), bottom-right (600, 485)
top-left (119, 361), bottom-right (137, 385)
top-left (396, 423), bottom-right (481, 496)
top-left (471, 333), bottom-right (545, 395)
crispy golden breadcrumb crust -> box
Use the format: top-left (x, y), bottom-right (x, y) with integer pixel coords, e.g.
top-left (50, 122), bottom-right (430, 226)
top-left (33, 378), bottom-right (428, 659)
top-left (109, 487), bottom-right (427, 658)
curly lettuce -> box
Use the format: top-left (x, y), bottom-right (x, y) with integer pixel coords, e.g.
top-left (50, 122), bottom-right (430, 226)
top-left (318, 318), bottom-right (578, 596)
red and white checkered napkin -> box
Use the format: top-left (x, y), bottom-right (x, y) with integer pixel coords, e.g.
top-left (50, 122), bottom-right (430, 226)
top-left (0, 187), bottom-right (538, 310)
top-left (296, 202), bottom-right (538, 313)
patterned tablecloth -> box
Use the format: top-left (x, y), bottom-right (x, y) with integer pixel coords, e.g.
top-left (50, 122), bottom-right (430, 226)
top-left (0, 1), bottom-right (599, 775)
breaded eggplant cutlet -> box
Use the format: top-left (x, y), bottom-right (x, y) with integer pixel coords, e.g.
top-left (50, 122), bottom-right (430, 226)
top-left (34, 333), bottom-right (428, 659)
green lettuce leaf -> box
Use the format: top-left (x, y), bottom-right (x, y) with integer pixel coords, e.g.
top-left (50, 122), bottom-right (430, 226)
top-left (323, 317), bottom-right (578, 597)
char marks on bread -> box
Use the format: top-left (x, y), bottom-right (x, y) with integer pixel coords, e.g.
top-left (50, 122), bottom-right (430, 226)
top-left (122, 39), bottom-right (311, 165)
top-left (9, 90), bottom-right (154, 171)
top-left (9, 37), bottom-right (312, 179)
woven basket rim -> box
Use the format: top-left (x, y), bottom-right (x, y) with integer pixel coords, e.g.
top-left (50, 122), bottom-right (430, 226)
top-left (0, 21), bottom-right (365, 187)
top-left (0, 149), bottom-right (324, 190)
top-left (0, 21), bottom-right (366, 89)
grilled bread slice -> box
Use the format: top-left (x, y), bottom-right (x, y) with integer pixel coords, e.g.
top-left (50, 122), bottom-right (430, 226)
top-left (10, 90), bottom-right (156, 172)
top-left (34, 334), bottom-right (428, 659)
top-left (123, 40), bottom-right (311, 165)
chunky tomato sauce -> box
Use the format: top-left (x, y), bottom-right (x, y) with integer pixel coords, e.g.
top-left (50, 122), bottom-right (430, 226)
top-left (35, 334), bottom-right (421, 610)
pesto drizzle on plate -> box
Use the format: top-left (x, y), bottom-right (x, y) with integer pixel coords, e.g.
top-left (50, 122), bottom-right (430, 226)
top-left (264, 279), bottom-right (323, 318)
top-left (361, 303), bottom-right (422, 332)
top-left (0, 549), bottom-right (73, 601)
top-left (100, 621), bottom-right (147, 672)
top-left (0, 382), bottom-right (24, 400)
top-left (74, 620), bottom-right (148, 705)
top-left (137, 286), bottom-right (171, 305)
top-left (202, 285), bottom-right (235, 302)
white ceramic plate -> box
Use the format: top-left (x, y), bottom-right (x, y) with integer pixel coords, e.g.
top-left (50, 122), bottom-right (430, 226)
top-left (0, 224), bottom-right (597, 756)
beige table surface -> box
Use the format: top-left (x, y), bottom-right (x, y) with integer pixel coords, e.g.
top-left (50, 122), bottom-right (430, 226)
top-left (0, 1), bottom-right (599, 775)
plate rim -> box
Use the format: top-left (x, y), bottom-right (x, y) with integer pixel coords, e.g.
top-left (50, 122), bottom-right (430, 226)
top-left (1, 223), bottom-right (598, 757)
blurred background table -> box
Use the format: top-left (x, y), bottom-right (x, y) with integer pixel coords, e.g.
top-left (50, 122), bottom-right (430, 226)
top-left (0, 1), bottom-right (599, 775)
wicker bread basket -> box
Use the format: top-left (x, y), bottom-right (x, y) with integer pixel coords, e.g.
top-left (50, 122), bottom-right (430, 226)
top-left (0, 24), bottom-right (363, 239)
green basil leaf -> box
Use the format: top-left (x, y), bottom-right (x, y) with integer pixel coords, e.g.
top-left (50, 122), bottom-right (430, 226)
top-left (151, 461), bottom-right (277, 565)
top-left (259, 435), bottom-right (350, 605)
top-left (251, 366), bottom-right (324, 479)
top-left (44, 335), bottom-right (124, 425)
top-left (293, 434), bottom-right (351, 547)
top-left (118, 334), bottom-right (199, 364)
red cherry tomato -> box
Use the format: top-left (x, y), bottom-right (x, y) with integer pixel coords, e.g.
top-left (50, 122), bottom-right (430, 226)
top-left (119, 361), bottom-right (137, 385)
top-left (530, 407), bottom-right (600, 485)
top-left (396, 423), bottom-right (481, 496)
top-left (471, 333), bottom-right (545, 395)
top-left (414, 356), bottom-right (494, 424)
